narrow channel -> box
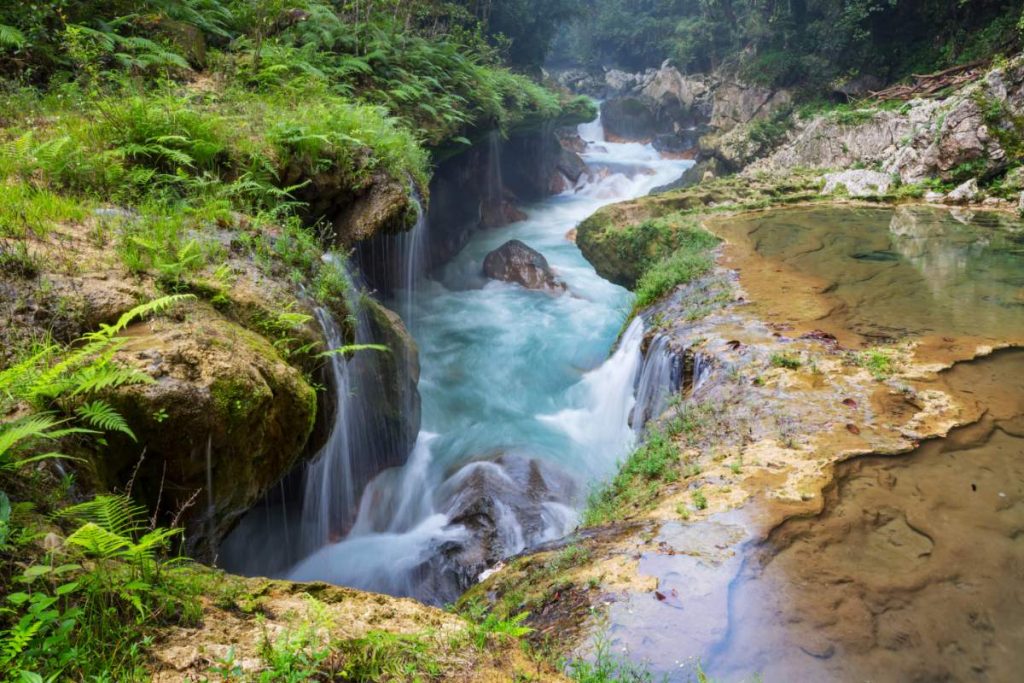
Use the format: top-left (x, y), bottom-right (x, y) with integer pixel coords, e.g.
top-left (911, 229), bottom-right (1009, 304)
top-left (283, 117), bottom-right (692, 602)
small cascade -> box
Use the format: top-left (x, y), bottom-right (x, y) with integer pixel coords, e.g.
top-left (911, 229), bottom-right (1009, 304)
top-left (220, 254), bottom-right (416, 575)
top-left (631, 335), bottom-right (682, 433)
top-left (480, 131), bottom-right (509, 228)
top-left (393, 187), bottom-right (430, 326)
top-left (486, 130), bottom-right (504, 208)
top-left (578, 109), bottom-right (606, 144)
top-left (296, 306), bottom-right (360, 556)
top-left (539, 317), bottom-right (646, 477)
top-left (691, 351), bottom-right (714, 395)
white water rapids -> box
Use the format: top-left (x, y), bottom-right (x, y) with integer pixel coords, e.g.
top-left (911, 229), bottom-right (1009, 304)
top-left (285, 113), bottom-right (693, 600)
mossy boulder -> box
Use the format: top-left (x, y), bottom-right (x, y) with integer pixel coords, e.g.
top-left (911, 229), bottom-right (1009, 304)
top-left (99, 303), bottom-right (317, 558)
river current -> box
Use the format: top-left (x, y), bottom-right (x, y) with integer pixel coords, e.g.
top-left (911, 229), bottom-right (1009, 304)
top-left (285, 117), bottom-right (693, 599)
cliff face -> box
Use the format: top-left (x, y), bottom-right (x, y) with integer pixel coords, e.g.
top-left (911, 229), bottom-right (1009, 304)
top-left (749, 58), bottom-right (1024, 184)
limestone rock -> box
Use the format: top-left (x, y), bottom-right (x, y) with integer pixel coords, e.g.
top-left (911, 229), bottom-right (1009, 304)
top-left (946, 178), bottom-right (980, 204)
top-left (750, 55), bottom-right (1024, 182)
top-left (1004, 166), bottom-right (1024, 191)
top-left (709, 82), bottom-right (792, 133)
top-left (1018, 191), bottom-right (1024, 214)
top-left (822, 170), bottom-right (894, 197)
top-left (101, 303), bottom-right (317, 558)
top-left (483, 240), bottom-right (566, 292)
top-left (600, 97), bottom-right (664, 141)
top-left (605, 69), bottom-right (641, 94)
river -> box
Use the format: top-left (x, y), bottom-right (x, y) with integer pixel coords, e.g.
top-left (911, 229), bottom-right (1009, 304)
top-left (285, 116), bottom-right (693, 601)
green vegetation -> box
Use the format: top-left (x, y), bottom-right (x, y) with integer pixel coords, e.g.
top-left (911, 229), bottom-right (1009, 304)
top-left (0, 1), bottom-right (592, 677)
top-left (0, 494), bottom-right (204, 680)
top-left (854, 348), bottom-right (896, 380)
top-left (769, 353), bottom-right (803, 370)
top-left (567, 635), bottom-right (658, 682)
top-left (631, 219), bottom-right (720, 310)
top-left (585, 402), bottom-right (716, 526)
top-left (557, 1), bottom-right (1023, 90)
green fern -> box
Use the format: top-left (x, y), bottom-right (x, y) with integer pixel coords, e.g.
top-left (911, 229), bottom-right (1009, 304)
top-left (62, 494), bottom-right (147, 538)
top-left (63, 495), bottom-right (180, 560)
top-left (75, 400), bottom-right (136, 440)
top-left (0, 413), bottom-right (90, 471)
top-left (317, 344), bottom-right (389, 359)
top-left (0, 24), bottom-right (26, 49)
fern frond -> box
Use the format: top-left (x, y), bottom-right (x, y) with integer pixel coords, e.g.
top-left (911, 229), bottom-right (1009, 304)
top-left (68, 363), bottom-right (153, 396)
top-left (317, 344), bottom-right (389, 359)
top-left (62, 494), bottom-right (148, 538)
top-left (104, 294), bottom-right (194, 337)
top-left (65, 522), bottom-right (134, 559)
top-left (0, 24), bottom-right (26, 50)
top-left (0, 414), bottom-right (64, 464)
top-left (75, 400), bottom-right (136, 440)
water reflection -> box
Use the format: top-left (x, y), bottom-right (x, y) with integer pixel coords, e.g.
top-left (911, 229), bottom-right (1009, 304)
top-left (719, 206), bottom-right (1024, 342)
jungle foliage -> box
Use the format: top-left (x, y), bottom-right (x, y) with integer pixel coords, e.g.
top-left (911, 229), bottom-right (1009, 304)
top-left (555, 0), bottom-right (1024, 89)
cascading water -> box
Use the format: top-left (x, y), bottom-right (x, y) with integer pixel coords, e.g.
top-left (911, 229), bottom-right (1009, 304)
top-left (284, 112), bottom-right (694, 603)
top-left (631, 335), bottom-right (682, 433)
top-left (219, 256), bottom-right (415, 576)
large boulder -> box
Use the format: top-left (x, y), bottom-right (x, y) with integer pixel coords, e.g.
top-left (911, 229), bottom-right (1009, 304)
top-left (483, 240), bottom-right (566, 292)
top-left (600, 97), bottom-right (666, 141)
top-left (709, 81), bottom-right (793, 133)
top-left (101, 303), bottom-right (317, 558)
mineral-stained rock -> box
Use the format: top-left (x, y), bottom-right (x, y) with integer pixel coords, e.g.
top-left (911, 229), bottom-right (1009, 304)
top-left (483, 240), bottom-right (566, 292)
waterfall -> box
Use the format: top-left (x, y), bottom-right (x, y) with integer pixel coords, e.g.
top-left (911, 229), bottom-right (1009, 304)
top-left (692, 351), bottom-right (713, 394)
top-left (297, 306), bottom-right (360, 555)
top-left (578, 107), bottom-right (606, 144)
top-left (632, 335), bottom-right (682, 433)
top-left (274, 110), bottom-right (696, 603)
top-left (486, 130), bottom-right (504, 208)
top-left (393, 187), bottom-right (430, 326)
top-left (539, 317), bottom-right (646, 477)
top-left (295, 257), bottom-right (413, 558)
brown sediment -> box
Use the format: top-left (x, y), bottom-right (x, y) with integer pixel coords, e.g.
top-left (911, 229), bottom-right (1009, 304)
top-left (706, 349), bottom-right (1024, 682)
top-left (703, 205), bottom-right (1024, 363)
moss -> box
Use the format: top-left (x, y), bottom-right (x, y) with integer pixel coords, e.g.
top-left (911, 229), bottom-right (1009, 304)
top-left (210, 376), bottom-right (268, 430)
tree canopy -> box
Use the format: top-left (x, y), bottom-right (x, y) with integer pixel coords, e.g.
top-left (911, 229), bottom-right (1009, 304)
top-left (554, 0), bottom-right (1024, 88)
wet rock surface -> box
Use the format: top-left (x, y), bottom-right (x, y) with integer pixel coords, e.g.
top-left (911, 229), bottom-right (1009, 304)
top-left (483, 240), bottom-right (567, 292)
top-left (438, 454), bottom-right (578, 598)
top-left (103, 304), bottom-right (317, 558)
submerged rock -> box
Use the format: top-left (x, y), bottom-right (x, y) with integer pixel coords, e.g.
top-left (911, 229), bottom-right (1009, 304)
top-left (438, 454), bottom-right (578, 590)
top-left (483, 240), bottom-right (567, 292)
